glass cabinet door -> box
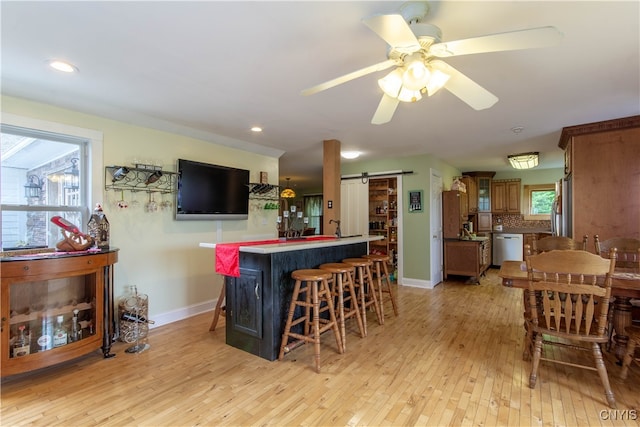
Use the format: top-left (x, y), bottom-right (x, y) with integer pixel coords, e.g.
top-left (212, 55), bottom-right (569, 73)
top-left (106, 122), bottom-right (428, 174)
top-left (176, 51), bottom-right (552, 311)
top-left (478, 177), bottom-right (491, 212)
top-left (8, 274), bottom-right (97, 359)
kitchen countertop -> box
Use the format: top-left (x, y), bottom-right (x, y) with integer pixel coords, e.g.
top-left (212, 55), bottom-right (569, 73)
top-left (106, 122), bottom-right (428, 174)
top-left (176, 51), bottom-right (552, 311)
top-left (199, 234), bottom-right (383, 254)
top-left (492, 228), bottom-right (553, 234)
top-left (455, 235), bottom-right (490, 242)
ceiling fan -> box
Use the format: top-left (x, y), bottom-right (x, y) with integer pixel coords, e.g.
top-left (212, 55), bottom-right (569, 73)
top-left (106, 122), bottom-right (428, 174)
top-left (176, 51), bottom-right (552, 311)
top-left (301, 2), bottom-right (563, 124)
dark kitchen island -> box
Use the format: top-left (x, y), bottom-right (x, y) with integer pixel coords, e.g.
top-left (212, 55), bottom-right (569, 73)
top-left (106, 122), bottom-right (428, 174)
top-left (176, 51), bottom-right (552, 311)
top-left (200, 235), bottom-right (381, 361)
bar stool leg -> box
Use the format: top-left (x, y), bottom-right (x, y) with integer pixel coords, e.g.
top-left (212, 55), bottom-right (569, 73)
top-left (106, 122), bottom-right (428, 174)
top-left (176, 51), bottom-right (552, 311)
top-left (354, 266), bottom-right (368, 337)
top-left (316, 278), bottom-right (343, 369)
top-left (333, 273), bottom-right (347, 352)
top-left (343, 270), bottom-right (366, 340)
top-left (311, 279), bottom-right (321, 372)
top-left (379, 260), bottom-right (398, 316)
top-left (279, 279), bottom-right (304, 360)
top-left (369, 262), bottom-right (385, 323)
top-left (364, 263), bottom-right (383, 325)
top-left (209, 283), bottom-right (226, 331)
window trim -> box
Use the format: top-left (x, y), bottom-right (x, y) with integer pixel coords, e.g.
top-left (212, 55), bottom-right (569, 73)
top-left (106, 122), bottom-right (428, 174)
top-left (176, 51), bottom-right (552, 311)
top-left (1, 113), bottom-right (104, 248)
top-left (1, 113), bottom-right (104, 209)
top-left (523, 183), bottom-right (555, 220)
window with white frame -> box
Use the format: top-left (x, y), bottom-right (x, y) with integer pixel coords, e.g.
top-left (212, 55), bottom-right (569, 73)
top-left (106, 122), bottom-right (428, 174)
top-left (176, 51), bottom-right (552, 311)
top-left (1, 124), bottom-right (90, 250)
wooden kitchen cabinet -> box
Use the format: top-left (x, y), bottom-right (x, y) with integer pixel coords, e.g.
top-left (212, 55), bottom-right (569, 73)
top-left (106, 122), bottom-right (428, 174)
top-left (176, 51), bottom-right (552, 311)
top-left (491, 179), bottom-right (521, 214)
top-left (461, 176), bottom-right (478, 213)
top-left (559, 115), bottom-right (640, 240)
top-left (477, 212), bottom-right (493, 232)
top-left (1, 250), bottom-right (118, 377)
top-left (444, 239), bottom-right (490, 282)
top-left (462, 172), bottom-right (495, 213)
top-left (477, 175), bottom-right (493, 212)
top-left (443, 190), bottom-right (469, 239)
top-left (462, 172), bottom-right (495, 232)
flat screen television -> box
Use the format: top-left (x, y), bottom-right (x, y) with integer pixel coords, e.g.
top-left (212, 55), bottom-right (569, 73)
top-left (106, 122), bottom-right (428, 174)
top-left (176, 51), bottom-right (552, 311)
top-left (175, 158), bottom-right (250, 220)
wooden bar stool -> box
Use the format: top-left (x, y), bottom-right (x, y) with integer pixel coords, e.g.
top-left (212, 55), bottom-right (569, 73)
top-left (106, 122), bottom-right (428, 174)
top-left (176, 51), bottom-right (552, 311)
top-left (208, 283), bottom-right (225, 331)
top-left (319, 262), bottom-right (366, 350)
top-left (363, 254), bottom-right (398, 318)
top-left (278, 269), bottom-right (343, 373)
top-left (342, 258), bottom-right (383, 335)
top-left (620, 325), bottom-right (640, 380)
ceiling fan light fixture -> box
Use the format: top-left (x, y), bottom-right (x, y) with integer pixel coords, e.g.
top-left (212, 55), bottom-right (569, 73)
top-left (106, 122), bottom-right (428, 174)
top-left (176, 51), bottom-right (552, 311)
top-left (508, 152), bottom-right (539, 169)
top-left (425, 68), bottom-right (450, 96)
top-left (402, 58), bottom-right (430, 91)
top-left (378, 69), bottom-right (403, 98)
top-left (397, 86), bottom-right (422, 103)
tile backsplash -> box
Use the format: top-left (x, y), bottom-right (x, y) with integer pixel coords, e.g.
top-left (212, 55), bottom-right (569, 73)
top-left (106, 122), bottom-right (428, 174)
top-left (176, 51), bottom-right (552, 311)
top-left (494, 214), bottom-right (551, 230)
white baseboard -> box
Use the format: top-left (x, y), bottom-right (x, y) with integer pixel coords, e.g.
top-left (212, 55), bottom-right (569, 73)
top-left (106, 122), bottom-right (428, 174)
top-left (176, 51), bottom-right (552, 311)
top-left (148, 298), bottom-right (217, 329)
top-left (399, 277), bottom-right (440, 289)
top-left (145, 277), bottom-right (440, 330)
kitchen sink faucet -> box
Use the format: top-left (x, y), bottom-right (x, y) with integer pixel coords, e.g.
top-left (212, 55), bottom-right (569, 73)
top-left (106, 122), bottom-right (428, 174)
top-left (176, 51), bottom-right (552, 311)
top-left (329, 219), bottom-right (341, 238)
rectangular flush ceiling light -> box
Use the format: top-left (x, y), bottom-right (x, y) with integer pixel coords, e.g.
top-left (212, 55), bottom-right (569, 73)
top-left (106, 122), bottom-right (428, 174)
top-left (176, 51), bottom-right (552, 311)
top-left (508, 152), bottom-right (539, 169)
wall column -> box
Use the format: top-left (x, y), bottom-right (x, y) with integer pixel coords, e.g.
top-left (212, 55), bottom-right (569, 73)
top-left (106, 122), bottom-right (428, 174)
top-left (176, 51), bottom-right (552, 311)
top-left (323, 139), bottom-right (341, 235)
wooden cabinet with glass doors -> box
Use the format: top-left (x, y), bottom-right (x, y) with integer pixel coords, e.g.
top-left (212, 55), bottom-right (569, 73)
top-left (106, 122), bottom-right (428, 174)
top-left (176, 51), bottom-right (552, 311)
top-left (1, 250), bottom-right (118, 377)
top-left (462, 172), bottom-right (495, 232)
top-left (368, 177), bottom-right (398, 277)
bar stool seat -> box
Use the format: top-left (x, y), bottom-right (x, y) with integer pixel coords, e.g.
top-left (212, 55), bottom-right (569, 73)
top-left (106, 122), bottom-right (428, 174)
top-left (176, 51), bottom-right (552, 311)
top-left (363, 254), bottom-right (398, 318)
top-left (342, 258), bottom-right (383, 335)
top-left (319, 262), bottom-right (366, 349)
top-left (278, 269), bottom-right (343, 373)
top-left (620, 325), bottom-right (640, 380)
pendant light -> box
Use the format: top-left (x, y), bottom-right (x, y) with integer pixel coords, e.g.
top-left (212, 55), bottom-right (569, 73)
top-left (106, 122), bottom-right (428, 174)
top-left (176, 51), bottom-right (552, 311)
top-left (280, 178), bottom-right (296, 199)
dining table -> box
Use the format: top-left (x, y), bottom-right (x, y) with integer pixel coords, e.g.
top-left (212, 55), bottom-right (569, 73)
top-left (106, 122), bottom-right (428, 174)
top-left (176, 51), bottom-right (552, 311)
top-left (499, 260), bottom-right (640, 363)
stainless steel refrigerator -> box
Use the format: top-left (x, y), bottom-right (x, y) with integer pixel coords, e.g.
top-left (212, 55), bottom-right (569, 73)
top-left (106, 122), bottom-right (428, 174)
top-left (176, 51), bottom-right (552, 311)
top-left (551, 178), bottom-right (570, 237)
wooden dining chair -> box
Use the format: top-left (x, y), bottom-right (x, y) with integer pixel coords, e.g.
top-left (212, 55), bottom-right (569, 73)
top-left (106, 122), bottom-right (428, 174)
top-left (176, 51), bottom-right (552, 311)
top-left (593, 235), bottom-right (640, 352)
top-left (525, 234), bottom-right (588, 256)
top-left (526, 248), bottom-right (618, 409)
top-left (521, 234), bottom-right (589, 360)
top-left (594, 235), bottom-right (640, 272)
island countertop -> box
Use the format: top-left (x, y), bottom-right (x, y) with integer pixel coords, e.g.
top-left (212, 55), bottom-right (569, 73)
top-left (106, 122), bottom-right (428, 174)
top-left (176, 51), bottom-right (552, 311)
top-left (199, 234), bottom-right (383, 254)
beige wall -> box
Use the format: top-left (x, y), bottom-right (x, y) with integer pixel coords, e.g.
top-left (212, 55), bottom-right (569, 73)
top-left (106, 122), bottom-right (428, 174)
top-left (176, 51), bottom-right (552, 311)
top-left (2, 96), bottom-right (280, 326)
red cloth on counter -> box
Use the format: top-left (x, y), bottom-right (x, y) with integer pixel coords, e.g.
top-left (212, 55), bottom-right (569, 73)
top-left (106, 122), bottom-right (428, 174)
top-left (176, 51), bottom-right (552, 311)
top-left (215, 236), bottom-right (337, 277)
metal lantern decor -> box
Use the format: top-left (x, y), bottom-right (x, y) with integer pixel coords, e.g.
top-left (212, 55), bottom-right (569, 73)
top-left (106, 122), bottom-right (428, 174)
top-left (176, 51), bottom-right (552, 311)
top-left (63, 158), bottom-right (80, 190)
top-left (24, 175), bottom-right (43, 198)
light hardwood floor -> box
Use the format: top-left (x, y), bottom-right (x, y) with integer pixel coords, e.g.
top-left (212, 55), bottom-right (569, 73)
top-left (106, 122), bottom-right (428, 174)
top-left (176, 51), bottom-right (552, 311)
top-left (1, 269), bottom-right (638, 426)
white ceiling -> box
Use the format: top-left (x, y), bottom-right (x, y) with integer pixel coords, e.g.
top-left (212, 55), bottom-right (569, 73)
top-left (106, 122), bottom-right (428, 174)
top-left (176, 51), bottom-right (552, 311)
top-left (2, 1), bottom-right (639, 194)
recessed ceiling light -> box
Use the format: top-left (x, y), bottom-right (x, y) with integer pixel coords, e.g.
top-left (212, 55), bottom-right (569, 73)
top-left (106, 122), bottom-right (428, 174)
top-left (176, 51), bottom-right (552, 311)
top-left (341, 151), bottom-right (361, 159)
top-left (251, 126), bottom-right (263, 132)
top-left (47, 59), bottom-right (78, 73)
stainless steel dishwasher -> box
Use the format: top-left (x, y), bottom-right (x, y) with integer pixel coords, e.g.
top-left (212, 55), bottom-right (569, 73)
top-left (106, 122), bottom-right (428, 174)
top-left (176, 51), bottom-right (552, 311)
top-left (493, 233), bottom-right (523, 266)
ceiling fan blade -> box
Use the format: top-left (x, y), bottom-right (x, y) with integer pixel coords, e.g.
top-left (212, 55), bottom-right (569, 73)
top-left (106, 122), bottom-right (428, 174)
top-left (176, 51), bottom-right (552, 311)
top-left (301, 59), bottom-right (398, 96)
top-left (371, 94), bottom-right (400, 125)
top-left (429, 26), bottom-right (563, 58)
top-left (431, 60), bottom-right (498, 110)
top-left (362, 13), bottom-right (421, 53)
